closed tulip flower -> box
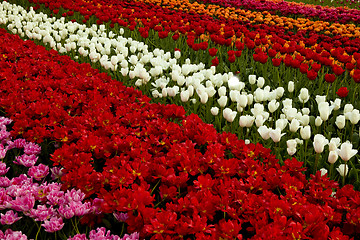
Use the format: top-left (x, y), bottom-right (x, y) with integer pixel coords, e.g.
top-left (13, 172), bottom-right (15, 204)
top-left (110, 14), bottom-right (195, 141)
top-left (248, 74), bottom-right (257, 85)
top-left (300, 126), bottom-right (311, 140)
top-left (258, 125), bottom-right (271, 140)
top-left (239, 115), bottom-right (255, 128)
top-left (286, 139), bottom-right (297, 155)
top-left (298, 88), bottom-right (309, 103)
top-left (338, 141), bottom-right (358, 162)
top-left (335, 115), bottom-right (346, 129)
top-left (315, 116), bottom-right (323, 127)
top-left (288, 81), bottom-right (294, 93)
top-left (328, 150), bottom-right (339, 164)
top-left (217, 96), bottom-right (228, 108)
top-left (289, 119), bottom-right (300, 132)
top-left (211, 107), bottom-right (219, 116)
top-left (313, 134), bottom-right (328, 154)
top-left (223, 108), bottom-right (237, 123)
top-left (318, 102), bottom-right (331, 121)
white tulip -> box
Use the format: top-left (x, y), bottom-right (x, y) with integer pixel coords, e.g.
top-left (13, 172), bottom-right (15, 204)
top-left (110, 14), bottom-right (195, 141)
top-left (255, 115), bottom-right (265, 127)
top-left (318, 102), bottom-right (331, 121)
top-left (174, 50), bottom-right (181, 59)
top-left (315, 95), bottom-right (326, 104)
top-left (223, 108), bottom-right (237, 123)
top-left (315, 116), bottom-right (323, 127)
top-left (180, 90), bottom-right (190, 102)
top-left (229, 90), bottom-right (240, 102)
top-left (257, 77), bottom-right (265, 88)
top-left (258, 126), bottom-right (271, 140)
top-left (300, 126), bottom-right (311, 140)
top-left (247, 94), bottom-right (254, 106)
top-left (319, 168), bottom-right (328, 177)
top-left (275, 119), bottom-right (288, 131)
top-left (349, 109), bottom-right (360, 125)
top-left (336, 164), bottom-right (349, 177)
top-left (302, 108), bottom-right (310, 115)
top-left (329, 138), bottom-right (341, 151)
top-left (238, 94), bottom-right (248, 108)
top-left (268, 100), bottom-right (279, 113)
top-left (239, 115), bottom-right (255, 128)
top-left (199, 92), bottom-right (209, 104)
top-left (269, 128), bottom-right (285, 143)
top-left (313, 134), bottom-right (328, 154)
top-left (228, 76), bottom-right (242, 90)
top-left (211, 107), bottom-right (219, 116)
top-left (299, 115), bottom-right (309, 126)
top-left (218, 86), bottom-right (227, 97)
top-left (331, 98), bottom-right (341, 111)
top-left (344, 104), bottom-right (354, 114)
top-left (298, 88), bottom-right (309, 103)
top-left (282, 99), bottom-right (293, 109)
top-left (276, 87), bottom-right (285, 99)
top-left (248, 75), bottom-right (257, 85)
top-left (289, 119), bottom-right (300, 132)
top-left (217, 96), bottom-right (228, 108)
top-left (328, 151), bottom-right (339, 164)
top-left (335, 115), bottom-right (346, 129)
top-left (338, 141), bottom-right (358, 162)
top-left (288, 81), bottom-right (294, 93)
top-left (286, 139), bottom-right (297, 155)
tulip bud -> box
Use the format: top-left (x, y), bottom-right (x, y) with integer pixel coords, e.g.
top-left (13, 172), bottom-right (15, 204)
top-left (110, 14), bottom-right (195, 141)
top-left (248, 75), bottom-right (257, 85)
top-left (275, 119), bottom-right (288, 131)
top-left (315, 116), bottom-right (323, 127)
top-left (298, 88), bottom-right (309, 103)
top-left (313, 134), bottom-right (328, 154)
top-left (328, 150), bottom-right (338, 164)
top-left (335, 115), bottom-right (346, 129)
top-left (300, 126), bottom-right (311, 140)
top-left (223, 108), bottom-right (237, 123)
top-left (229, 90), bottom-right (240, 102)
top-left (211, 107), bottom-right (219, 116)
top-left (329, 138), bottom-right (341, 151)
top-left (289, 119), bottom-right (300, 132)
top-left (180, 90), bottom-right (190, 102)
top-left (288, 81), bottom-right (294, 93)
top-left (286, 139), bottom-right (297, 155)
top-left (318, 102), bottom-right (331, 121)
top-left (239, 115), bottom-right (254, 128)
top-left (257, 77), bottom-right (265, 88)
top-left (302, 108), bottom-right (310, 115)
top-left (238, 94), bottom-right (248, 108)
top-left (218, 86), bottom-right (227, 96)
top-left (349, 109), bottom-right (360, 125)
top-left (217, 96), bottom-right (228, 108)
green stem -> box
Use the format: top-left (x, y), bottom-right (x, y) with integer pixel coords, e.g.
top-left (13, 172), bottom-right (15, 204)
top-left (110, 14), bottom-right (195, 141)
top-left (342, 163), bottom-right (347, 187)
top-left (314, 153), bottom-right (320, 175)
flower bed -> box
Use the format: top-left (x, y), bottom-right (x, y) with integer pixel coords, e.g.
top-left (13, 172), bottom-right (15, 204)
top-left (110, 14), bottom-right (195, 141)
top-left (1, 20), bottom-right (360, 239)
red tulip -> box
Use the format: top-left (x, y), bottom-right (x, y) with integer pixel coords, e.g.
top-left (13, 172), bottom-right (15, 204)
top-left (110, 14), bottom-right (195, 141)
top-left (307, 69), bottom-right (318, 80)
top-left (272, 58), bottom-right (282, 67)
top-left (211, 57), bottom-right (219, 66)
top-left (336, 87), bottom-right (349, 98)
top-left (324, 74), bottom-right (336, 83)
top-left (208, 48), bottom-right (218, 57)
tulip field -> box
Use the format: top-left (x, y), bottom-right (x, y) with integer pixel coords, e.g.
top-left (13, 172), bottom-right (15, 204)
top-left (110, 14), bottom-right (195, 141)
top-left (1, 0), bottom-right (360, 239)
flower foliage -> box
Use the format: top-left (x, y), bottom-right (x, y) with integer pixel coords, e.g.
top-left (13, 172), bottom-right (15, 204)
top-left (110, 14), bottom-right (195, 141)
top-left (0, 28), bottom-right (360, 239)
